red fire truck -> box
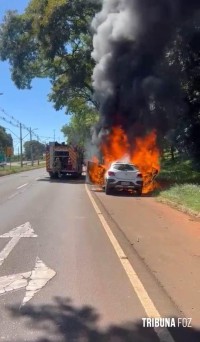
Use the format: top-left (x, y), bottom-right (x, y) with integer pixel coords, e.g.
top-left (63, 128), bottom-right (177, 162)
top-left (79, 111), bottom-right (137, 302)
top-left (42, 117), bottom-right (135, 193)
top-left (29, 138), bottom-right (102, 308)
top-left (46, 142), bottom-right (83, 179)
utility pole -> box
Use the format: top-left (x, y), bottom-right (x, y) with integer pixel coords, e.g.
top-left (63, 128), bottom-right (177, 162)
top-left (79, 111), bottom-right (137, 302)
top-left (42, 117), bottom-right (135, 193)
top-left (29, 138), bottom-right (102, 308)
top-left (53, 129), bottom-right (56, 142)
top-left (30, 127), bottom-right (34, 166)
top-left (20, 123), bottom-right (23, 167)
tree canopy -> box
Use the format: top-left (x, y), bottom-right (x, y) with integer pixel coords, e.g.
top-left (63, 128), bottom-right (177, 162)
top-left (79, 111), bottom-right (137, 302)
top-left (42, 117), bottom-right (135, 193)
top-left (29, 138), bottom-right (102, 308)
top-left (0, 0), bottom-right (100, 111)
top-left (24, 140), bottom-right (45, 160)
top-left (61, 97), bottom-right (98, 148)
top-left (163, 16), bottom-right (200, 162)
top-left (0, 126), bottom-right (13, 150)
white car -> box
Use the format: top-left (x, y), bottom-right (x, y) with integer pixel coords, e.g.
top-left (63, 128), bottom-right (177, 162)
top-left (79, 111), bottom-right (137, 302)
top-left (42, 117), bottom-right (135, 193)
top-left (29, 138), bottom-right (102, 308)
top-left (104, 162), bottom-right (143, 195)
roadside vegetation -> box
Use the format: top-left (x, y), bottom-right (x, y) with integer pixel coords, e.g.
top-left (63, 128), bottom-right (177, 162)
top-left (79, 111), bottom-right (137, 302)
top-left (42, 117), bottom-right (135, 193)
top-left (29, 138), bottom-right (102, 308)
top-left (157, 154), bottom-right (200, 216)
top-left (0, 162), bottom-right (45, 177)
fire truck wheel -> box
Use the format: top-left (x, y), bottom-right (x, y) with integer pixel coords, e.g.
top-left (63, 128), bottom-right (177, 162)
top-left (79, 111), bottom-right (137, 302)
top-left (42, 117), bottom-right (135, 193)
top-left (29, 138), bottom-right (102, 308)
top-left (49, 172), bottom-right (54, 179)
top-left (49, 172), bottom-right (58, 179)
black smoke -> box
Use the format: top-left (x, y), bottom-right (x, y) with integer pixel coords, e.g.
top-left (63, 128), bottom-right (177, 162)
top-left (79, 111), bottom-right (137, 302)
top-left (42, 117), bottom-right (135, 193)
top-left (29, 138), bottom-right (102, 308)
top-left (91, 0), bottom-right (200, 141)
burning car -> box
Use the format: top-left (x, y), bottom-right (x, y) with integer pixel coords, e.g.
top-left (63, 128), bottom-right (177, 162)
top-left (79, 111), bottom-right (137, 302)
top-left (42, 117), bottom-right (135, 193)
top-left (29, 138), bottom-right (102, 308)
top-left (87, 127), bottom-right (160, 194)
top-left (104, 162), bottom-right (143, 195)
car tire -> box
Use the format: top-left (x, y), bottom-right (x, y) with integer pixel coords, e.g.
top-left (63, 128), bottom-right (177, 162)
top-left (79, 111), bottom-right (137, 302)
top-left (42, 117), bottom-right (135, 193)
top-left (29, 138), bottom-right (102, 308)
top-left (105, 183), bottom-right (112, 195)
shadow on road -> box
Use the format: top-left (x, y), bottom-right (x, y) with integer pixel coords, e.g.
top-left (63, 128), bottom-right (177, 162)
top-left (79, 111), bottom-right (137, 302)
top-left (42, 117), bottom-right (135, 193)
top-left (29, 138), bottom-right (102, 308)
top-left (91, 187), bottom-right (154, 198)
top-left (37, 175), bottom-right (86, 185)
top-left (7, 297), bottom-right (200, 342)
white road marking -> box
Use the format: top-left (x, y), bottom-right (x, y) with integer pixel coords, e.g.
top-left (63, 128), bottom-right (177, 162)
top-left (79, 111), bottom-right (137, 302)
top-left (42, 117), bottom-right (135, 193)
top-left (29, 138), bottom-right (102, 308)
top-left (0, 222), bottom-right (37, 266)
top-left (0, 258), bottom-right (56, 306)
top-left (85, 184), bottom-right (175, 342)
top-left (17, 183), bottom-right (28, 190)
top-left (8, 192), bottom-right (19, 200)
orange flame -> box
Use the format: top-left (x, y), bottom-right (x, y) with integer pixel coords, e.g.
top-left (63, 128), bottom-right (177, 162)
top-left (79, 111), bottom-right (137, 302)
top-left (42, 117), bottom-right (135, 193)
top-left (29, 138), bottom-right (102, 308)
top-left (102, 126), bottom-right (130, 169)
top-left (87, 158), bottom-right (106, 186)
top-left (131, 131), bottom-right (160, 193)
top-left (88, 126), bottom-right (160, 193)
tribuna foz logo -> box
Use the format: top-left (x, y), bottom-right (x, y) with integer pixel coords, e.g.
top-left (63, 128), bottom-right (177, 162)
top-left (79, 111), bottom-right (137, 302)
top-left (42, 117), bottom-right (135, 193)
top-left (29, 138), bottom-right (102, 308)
top-left (142, 318), bottom-right (192, 328)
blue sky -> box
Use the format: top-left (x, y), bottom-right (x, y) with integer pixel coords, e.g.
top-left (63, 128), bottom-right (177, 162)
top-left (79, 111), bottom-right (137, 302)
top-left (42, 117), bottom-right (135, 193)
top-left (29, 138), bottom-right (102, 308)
top-left (0, 0), bottom-right (70, 153)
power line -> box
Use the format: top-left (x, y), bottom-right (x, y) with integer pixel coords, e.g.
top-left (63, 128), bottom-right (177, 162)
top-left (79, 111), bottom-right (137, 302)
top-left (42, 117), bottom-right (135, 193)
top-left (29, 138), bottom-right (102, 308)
top-left (0, 106), bottom-right (62, 145)
top-left (0, 107), bottom-right (30, 132)
top-left (0, 107), bottom-right (42, 166)
top-left (0, 115), bottom-right (19, 128)
top-left (39, 135), bottom-right (53, 139)
top-left (0, 107), bottom-right (21, 126)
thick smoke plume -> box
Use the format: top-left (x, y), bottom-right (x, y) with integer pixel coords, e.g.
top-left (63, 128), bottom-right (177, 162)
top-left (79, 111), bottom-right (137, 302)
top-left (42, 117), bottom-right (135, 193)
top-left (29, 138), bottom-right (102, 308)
top-left (91, 0), bottom-right (199, 141)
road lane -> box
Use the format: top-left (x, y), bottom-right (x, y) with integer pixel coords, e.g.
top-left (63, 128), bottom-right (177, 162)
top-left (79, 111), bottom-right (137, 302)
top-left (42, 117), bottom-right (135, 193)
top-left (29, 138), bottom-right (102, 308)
top-left (0, 174), bottom-right (158, 342)
top-left (0, 168), bottom-right (46, 205)
top-left (92, 187), bottom-right (200, 329)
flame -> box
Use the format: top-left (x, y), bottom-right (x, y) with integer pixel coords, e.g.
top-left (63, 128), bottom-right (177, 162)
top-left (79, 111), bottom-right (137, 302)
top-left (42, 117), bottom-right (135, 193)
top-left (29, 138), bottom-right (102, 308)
top-left (87, 126), bottom-right (160, 194)
top-left (87, 158), bottom-right (106, 186)
top-left (131, 131), bottom-right (160, 193)
top-left (102, 126), bottom-right (130, 168)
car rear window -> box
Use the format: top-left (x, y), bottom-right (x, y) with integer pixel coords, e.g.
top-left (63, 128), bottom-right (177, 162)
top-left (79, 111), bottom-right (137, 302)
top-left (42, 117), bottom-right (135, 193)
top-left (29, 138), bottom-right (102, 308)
top-left (113, 164), bottom-right (135, 171)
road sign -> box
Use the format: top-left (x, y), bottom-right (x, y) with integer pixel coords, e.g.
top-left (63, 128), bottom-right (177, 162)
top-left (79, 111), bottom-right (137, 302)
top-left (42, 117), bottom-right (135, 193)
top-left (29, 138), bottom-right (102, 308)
top-left (0, 222), bottom-right (56, 306)
top-left (5, 147), bottom-right (13, 157)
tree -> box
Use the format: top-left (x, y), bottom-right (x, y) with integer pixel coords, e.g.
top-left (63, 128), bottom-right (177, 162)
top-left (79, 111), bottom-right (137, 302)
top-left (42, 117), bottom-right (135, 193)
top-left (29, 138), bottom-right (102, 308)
top-left (61, 97), bottom-right (99, 148)
top-left (24, 140), bottom-right (45, 160)
top-left (164, 16), bottom-right (200, 163)
top-left (0, 126), bottom-right (13, 151)
top-left (0, 0), bottom-right (100, 112)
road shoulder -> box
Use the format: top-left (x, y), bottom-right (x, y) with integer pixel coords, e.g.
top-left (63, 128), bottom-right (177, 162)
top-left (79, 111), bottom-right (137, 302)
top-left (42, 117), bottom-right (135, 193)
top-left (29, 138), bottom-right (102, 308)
top-left (87, 185), bottom-right (200, 329)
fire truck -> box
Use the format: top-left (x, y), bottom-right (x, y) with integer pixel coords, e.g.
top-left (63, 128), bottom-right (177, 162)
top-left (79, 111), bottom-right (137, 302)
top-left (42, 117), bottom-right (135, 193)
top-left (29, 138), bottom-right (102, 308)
top-left (46, 142), bottom-right (83, 179)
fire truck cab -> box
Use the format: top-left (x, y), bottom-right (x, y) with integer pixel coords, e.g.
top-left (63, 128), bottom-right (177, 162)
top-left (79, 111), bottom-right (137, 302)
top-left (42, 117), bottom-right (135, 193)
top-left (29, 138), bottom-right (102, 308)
top-left (46, 142), bottom-right (83, 179)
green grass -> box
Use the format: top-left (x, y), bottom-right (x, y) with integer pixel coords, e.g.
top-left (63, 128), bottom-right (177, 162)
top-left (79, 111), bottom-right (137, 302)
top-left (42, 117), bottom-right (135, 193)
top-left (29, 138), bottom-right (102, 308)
top-left (158, 184), bottom-right (200, 214)
top-left (0, 162), bottom-right (45, 176)
top-left (158, 158), bottom-right (200, 184)
top-left (156, 157), bottom-right (200, 216)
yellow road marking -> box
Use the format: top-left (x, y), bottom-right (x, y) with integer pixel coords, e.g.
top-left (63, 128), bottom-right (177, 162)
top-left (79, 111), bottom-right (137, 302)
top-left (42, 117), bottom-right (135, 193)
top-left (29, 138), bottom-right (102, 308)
top-left (85, 184), bottom-right (175, 342)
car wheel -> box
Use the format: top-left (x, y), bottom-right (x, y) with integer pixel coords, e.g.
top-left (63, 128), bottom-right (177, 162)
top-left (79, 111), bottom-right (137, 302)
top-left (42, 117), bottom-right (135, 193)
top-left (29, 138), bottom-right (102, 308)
top-left (105, 183), bottom-right (112, 195)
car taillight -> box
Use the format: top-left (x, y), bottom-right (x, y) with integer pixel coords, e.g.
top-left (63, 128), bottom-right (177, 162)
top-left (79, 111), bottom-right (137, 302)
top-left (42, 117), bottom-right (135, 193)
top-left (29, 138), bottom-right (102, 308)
top-left (108, 171), bottom-right (115, 176)
top-left (137, 173), bottom-right (142, 177)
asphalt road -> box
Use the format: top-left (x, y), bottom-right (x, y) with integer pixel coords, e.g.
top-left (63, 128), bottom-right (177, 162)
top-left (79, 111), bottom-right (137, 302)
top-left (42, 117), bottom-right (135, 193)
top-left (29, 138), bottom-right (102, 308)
top-left (0, 169), bottom-right (199, 342)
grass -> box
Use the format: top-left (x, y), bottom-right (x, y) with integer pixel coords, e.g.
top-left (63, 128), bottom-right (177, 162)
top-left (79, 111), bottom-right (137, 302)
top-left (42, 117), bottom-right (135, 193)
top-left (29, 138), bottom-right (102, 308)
top-left (157, 158), bottom-right (200, 184)
top-left (0, 162), bottom-right (46, 177)
top-left (156, 157), bottom-right (200, 216)
top-left (158, 184), bottom-right (200, 214)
